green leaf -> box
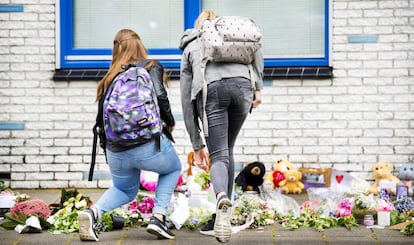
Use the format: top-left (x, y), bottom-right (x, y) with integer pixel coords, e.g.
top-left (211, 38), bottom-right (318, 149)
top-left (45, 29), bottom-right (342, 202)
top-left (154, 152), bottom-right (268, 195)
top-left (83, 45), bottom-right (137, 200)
top-left (100, 213), bottom-right (113, 231)
top-left (0, 221), bottom-right (18, 230)
top-left (4, 212), bottom-right (27, 225)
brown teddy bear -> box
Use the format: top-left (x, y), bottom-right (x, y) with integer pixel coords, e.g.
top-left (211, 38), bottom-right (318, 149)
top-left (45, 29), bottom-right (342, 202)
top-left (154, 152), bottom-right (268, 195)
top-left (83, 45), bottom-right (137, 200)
top-left (279, 169), bottom-right (304, 194)
top-left (263, 159), bottom-right (296, 191)
top-left (368, 162), bottom-right (400, 195)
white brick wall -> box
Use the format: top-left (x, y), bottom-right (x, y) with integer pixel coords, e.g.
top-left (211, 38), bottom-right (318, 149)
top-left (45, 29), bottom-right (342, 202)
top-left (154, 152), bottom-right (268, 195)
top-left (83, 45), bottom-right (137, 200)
top-left (0, 0), bottom-right (412, 189)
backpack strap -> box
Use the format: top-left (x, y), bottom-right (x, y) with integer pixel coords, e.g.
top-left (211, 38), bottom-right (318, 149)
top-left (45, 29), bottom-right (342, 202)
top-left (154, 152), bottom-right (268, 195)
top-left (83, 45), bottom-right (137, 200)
top-left (89, 94), bottom-right (107, 181)
top-left (134, 63), bottom-right (162, 151)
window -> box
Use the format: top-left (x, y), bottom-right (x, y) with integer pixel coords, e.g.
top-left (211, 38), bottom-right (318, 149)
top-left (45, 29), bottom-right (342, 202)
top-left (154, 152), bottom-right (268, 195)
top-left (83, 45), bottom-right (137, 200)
top-left (57, 0), bottom-right (330, 69)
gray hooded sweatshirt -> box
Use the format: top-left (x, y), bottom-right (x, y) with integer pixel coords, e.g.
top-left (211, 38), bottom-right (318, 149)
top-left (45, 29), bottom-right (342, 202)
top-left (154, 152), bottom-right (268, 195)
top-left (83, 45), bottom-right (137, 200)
top-left (179, 28), bottom-right (264, 150)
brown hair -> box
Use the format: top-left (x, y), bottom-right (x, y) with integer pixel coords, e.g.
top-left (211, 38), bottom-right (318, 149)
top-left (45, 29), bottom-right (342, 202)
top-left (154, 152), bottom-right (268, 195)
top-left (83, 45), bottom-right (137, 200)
top-left (195, 10), bottom-right (217, 29)
top-left (96, 29), bottom-right (167, 101)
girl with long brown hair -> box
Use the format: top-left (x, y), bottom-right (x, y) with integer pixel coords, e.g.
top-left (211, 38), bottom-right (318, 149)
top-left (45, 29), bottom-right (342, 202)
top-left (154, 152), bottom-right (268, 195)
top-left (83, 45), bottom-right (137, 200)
top-left (78, 29), bottom-right (180, 242)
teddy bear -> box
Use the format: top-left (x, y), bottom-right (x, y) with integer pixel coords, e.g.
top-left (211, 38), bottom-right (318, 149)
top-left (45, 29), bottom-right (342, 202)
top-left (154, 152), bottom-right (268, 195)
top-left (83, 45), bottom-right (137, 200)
top-left (278, 169), bottom-right (304, 194)
top-left (398, 163), bottom-right (414, 196)
top-left (368, 162), bottom-right (400, 195)
top-left (263, 159), bottom-right (296, 191)
top-left (235, 161), bottom-right (266, 193)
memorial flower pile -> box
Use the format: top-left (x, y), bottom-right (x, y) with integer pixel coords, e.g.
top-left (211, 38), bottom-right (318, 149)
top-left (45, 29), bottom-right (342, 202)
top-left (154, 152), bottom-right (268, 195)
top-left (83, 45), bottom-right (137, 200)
top-left (0, 181), bottom-right (413, 236)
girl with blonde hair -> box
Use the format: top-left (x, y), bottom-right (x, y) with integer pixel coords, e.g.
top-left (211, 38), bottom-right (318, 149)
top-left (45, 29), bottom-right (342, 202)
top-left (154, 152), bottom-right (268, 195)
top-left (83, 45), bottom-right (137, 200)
top-left (179, 10), bottom-right (264, 243)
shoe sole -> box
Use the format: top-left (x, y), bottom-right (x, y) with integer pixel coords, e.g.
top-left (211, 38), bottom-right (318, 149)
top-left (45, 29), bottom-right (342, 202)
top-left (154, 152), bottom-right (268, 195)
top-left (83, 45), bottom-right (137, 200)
top-left (214, 200), bottom-right (232, 243)
top-left (199, 229), bottom-right (215, 236)
top-left (147, 224), bottom-right (175, 239)
top-left (78, 212), bottom-right (99, 241)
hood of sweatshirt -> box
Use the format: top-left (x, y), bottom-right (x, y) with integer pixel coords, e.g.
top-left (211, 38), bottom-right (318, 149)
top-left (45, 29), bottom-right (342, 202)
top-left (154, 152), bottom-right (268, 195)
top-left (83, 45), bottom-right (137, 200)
top-left (179, 28), bottom-right (200, 50)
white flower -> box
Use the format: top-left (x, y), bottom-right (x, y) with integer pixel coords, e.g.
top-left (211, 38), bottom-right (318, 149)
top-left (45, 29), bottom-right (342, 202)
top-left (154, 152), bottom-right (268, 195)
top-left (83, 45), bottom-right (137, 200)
top-left (75, 199), bottom-right (87, 209)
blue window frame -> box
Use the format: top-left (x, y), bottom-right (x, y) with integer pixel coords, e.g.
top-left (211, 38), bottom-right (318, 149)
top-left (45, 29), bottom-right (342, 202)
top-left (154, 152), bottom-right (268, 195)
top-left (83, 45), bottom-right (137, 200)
top-left (58, 0), bottom-right (330, 69)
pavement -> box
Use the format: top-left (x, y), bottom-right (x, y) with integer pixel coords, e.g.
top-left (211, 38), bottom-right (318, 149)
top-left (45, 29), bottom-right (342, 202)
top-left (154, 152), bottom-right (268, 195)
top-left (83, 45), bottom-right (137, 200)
top-left (0, 189), bottom-right (413, 245)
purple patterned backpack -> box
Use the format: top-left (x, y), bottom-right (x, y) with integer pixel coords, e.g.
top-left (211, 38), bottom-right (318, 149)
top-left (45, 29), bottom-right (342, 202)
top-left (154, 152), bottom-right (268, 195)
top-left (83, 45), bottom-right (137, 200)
top-left (103, 66), bottom-right (161, 147)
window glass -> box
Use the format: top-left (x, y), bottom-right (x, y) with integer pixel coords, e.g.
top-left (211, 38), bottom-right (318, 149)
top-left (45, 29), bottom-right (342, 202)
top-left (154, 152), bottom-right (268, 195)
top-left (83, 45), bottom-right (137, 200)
top-left (73, 0), bottom-right (183, 49)
top-left (203, 0), bottom-right (325, 58)
top-left (58, 0), bottom-right (328, 69)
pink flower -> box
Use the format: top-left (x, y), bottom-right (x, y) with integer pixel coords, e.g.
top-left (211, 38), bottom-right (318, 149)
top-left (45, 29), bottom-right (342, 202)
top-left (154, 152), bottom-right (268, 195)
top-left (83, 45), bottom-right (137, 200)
top-left (375, 201), bottom-right (395, 212)
top-left (10, 199), bottom-right (51, 220)
top-left (335, 198), bottom-right (353, 217)
top-left (128, 199), bottom-right (138, 213)
top-left (300, 200), bottom-right (318, 213)
top-left (137, 197), bottom-right (154, 214)
top-left (0, 191), bottom-right (13, 196)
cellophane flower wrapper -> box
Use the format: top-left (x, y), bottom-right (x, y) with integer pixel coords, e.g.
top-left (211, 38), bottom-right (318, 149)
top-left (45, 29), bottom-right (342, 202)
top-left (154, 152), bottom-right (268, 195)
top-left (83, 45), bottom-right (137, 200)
top-left (260, 188), bottom-right (300, 217)
top-left (306, 188), bottom-right (346, 217)
top-left (170, 193), bottom-right (190, 229)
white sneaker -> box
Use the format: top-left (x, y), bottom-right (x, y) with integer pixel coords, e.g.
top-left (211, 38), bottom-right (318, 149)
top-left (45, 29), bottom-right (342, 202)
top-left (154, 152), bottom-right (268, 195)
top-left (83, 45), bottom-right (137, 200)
top-left (214, 196), bottom-right (232, 243)
top-left (78, 209), bottom-right (99, 241)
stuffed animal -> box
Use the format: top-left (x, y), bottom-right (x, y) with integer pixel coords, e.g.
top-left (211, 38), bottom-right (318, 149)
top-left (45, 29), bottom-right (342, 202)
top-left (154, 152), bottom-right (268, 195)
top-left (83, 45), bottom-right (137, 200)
top-left (398, 163), bottom-right (414, 196)
top-left (187, 151), bottom-right (210, 176)
top-left (235, 161), bottom-right (266, 193)
top-left (368, 162), bottom-right (400, 195)
top-left (263, 159), bottom-right (296, 191)
top-left (279, 169), bottom-right (304, 194)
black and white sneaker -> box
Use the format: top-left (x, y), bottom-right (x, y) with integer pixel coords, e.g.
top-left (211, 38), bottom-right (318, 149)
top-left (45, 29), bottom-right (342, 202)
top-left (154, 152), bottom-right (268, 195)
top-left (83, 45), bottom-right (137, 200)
top-left (147, 215), bottom-right (175, 239)
top-left (78, 208), bottom-right (99, 241)
top-left (214, 196), bottom-right (232, 243)
top-left (200, 213), bottom-right (215, 236)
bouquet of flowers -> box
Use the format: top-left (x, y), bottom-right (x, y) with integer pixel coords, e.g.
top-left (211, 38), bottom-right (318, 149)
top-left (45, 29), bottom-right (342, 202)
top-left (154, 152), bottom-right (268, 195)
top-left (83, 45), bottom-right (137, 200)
top-left (231, 194), bottom-right (275, 228)
top-left (113, 194), bottom-right (155, 228)
top-left (126, 194), bottom-right (154, 226)
top-left (352, 193), bottom-right (380, 223)
top-left (1, 199), bottom-right (51, 231)
top-left (87, 194), bottom-right (156, 232)
top-left (182, 206), bottom-right (214, 230)
top-left (194, 171), bottom-right (211, 190)
top-left (47, 189), bottom-right (90, 234)
top-left (393, 196), bottom-right (414, 214)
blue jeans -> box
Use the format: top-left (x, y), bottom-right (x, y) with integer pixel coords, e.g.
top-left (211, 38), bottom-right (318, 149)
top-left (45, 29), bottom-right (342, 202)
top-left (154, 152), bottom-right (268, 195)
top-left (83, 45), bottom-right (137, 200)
top-left (197, 77), bottom-right (253, 198)
top-left (93, 135), bottom-right (181, 217)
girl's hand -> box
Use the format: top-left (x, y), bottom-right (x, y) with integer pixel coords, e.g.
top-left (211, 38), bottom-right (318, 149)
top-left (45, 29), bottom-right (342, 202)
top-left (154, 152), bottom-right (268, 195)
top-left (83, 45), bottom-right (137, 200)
top-left (194, 148), bottom-right (209, 171)
top-left (251, 90), bottom-right (262, 109)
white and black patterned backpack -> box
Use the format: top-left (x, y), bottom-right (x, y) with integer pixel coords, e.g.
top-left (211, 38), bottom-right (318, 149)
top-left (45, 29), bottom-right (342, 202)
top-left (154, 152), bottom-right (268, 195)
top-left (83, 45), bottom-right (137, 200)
top-left (200, 16), bottom-right (262, 66)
